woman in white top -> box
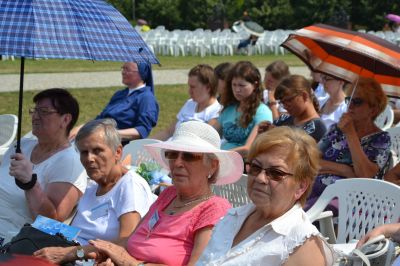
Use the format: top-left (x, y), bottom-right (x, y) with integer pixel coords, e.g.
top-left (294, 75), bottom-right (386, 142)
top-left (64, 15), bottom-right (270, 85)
top-left (319, 75), bottom-right (348, 130)
top-left (154, 64), bottom-right (221, 140)
top-left (34, 119), bottom-right (154, 264)
top-left (0, 88), bottom-right (87, 244)
top-left (197, 127), bottom-right (334, 266)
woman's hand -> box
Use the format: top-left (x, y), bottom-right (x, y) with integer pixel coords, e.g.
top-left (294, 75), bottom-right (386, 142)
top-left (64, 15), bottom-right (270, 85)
top-left (34, 246), bottom-right (75, 264)
top-left (95, 258), bottom-right (115, 266)
top-left (9, 153), bottom-right (33, 183)
top-left (337, 113), bottom-right (356, 135)
top-left (356, 227), bottom-right (386, 248)
top-left (89, 239), bottom-right (137, 266)
top-left (257, 121), bottom-right (275, 134)
top-left (356, 223), bottom-right (400, 248)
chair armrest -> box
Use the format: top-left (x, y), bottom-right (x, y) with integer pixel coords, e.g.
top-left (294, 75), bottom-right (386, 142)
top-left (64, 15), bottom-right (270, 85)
top-left (316, 210), bottom-right (333, 220)
top-left (313, 210), bottom-right (337, 244)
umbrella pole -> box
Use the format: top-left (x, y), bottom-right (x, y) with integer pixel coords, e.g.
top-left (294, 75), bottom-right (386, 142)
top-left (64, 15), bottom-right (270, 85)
top-left (16, 57), bottom-right (25, 153)
top-left (346, 76), bottom-right (360, 112)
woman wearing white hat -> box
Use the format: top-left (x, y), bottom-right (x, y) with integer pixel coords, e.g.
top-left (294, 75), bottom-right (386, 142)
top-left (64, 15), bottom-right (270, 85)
top-left (88, 121), bottom-right (243, 266)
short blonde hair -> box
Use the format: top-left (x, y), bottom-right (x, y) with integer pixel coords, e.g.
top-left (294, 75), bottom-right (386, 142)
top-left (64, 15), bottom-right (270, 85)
top-left (248, 126), bottom-right (321, 206)
top-left (345, 77), bottom-right (387, 120)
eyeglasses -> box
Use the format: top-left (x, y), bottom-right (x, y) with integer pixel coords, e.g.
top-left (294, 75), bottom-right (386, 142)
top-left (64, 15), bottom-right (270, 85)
top-left (322, 76), bottom-right (336, 83)
top-left (28, 107), bottom-right (59, 116)
top-left (164, 150), bottom-right (204, 162)
top-left (345, 97), bottom-right (365, 107)
top-left (121, 67), bottom-right (139, 73)
top-left (277, 94), bottom-right (298, 105)
top-left (245, 161), bottom-right (293, 182)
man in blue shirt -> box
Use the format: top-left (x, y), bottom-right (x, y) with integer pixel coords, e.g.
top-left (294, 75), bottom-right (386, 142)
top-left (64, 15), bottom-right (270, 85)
top-left (70, 62), bottom-right (159, 145)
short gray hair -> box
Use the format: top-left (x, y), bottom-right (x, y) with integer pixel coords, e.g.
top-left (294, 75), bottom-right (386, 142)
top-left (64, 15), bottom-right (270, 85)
top-left (75, 119), bottom-right (121, 152)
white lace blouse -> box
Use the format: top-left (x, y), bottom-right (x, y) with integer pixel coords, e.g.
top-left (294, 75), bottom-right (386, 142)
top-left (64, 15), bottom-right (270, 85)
top-left (196, 203), bottom-right (335, 266)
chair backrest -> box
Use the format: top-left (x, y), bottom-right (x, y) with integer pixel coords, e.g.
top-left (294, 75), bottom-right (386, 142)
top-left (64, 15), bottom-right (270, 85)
top-left (374, 105), bottom-right (394, 130)
top-left (212, 174), bottom-right (250, 208)
top-left (385, 127), bottom-right (400, 167)
top-left (0, 114), bottom-right (18, 148)
top-left (307, 178), bottom-right (400, 244)
top-left (122, 139), bottom-right (161, 166)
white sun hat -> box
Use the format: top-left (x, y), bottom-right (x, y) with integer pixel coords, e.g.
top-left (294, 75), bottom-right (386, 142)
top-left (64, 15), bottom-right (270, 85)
top-left (144, 121), bottom-right (244, 185)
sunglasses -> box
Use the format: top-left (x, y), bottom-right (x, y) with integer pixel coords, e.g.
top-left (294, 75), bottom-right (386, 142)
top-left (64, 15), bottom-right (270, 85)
top-left (277, 94), bottom-right (298, 105)
top-left (345, 97), bottom-right (364, 107)
top-left (28, 107), bottom-right (59, 116)
top-left (164, 150), bottom-right (204, 162)
top-left (322, 76), bottom-right (336, 82)
top-left (121, 67), bottom-right (139, 73)
top-left (245, 162), bottom-right (293, 182)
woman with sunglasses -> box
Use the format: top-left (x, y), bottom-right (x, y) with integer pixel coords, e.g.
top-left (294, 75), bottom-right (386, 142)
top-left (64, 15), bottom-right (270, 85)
top-left (319, 75), bottom-right (347, 130)
top-left (197, 127), bottom-right (334, 265)
top-left (0, 88), bottom-right (87, 244)
top-left (306, 77), bottom-right (392, 215)
top-left (258, 75), bottom-right (327, 142)
top-left (209, 61), bottom-right (272, 157)
top-left (88, 121), bottom-right (243, 266)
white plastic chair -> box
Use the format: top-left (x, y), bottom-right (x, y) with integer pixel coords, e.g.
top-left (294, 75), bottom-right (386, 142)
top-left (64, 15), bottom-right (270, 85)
top-left (122, 139), bottom-right (161, 167)
top-left (374, 105), bottom-right (394, 130)
top-left (0, 114), bottom-right (18, 163)
top-left (306, 178), bottom-right (400, 244)
top-left (212, 174), bottom-right (250, 208)
top-left (385, 127), bottom-right (400, 167)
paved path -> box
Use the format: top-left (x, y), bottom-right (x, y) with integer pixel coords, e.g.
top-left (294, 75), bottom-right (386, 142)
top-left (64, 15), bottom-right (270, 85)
top-left (0, 66), bottom-right (310, 92)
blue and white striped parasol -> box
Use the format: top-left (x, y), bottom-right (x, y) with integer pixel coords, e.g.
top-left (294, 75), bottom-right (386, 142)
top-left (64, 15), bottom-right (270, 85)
top-left (0, 0), bottom-right (159, 151)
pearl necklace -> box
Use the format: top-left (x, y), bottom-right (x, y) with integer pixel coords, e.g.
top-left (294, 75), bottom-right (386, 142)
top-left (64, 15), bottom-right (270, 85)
top-left (168, 194), bottom-right (213, 215)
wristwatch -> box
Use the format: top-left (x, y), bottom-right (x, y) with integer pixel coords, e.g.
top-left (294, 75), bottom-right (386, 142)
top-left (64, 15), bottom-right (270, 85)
top-left (76, 245), bottom-right (85, 260)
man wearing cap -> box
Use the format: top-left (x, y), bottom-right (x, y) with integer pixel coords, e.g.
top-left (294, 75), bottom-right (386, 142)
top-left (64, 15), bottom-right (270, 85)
top-left (70, 62), bottom-right (159, 145)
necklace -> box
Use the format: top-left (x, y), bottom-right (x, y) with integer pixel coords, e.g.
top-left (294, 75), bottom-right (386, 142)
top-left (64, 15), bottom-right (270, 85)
top-left (31, 142), bottom-right (71, 164)
top-left (168, 194), bottom-right (213, 215)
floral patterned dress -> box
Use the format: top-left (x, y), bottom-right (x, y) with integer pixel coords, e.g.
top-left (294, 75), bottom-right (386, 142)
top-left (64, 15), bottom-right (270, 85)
top-left (306, 124), bottom-right (391, 213)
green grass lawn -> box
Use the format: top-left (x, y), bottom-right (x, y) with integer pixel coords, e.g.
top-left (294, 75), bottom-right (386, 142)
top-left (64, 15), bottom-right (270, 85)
top-left (0, 85), bottom-right (188, 137)
top-left (0, 54), bottom-right (303, 74)
top-left (0, 54), bottom-right (302, 138)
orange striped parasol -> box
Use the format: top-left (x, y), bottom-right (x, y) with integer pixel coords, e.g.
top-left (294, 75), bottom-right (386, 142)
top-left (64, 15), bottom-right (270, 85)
top-left (281, 24), bottom-right (400, 97)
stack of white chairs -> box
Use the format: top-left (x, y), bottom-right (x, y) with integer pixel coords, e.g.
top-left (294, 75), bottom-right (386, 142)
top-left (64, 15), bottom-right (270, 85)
top-left (136, 26), bottom-right (400, 56)
top-left (138, 26), bottom-right (294, 57)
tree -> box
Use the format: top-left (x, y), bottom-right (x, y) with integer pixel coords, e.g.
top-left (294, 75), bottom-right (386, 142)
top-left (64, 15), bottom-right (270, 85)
top-left (178, 0), bottom-right (221, 29)
top-left (107, 0), bottom-right (400, 31)
top-left (136, 0), bottom-right (182, 30)
top-left (107, 0), bottom-right (133, 20)
top-left (351, 1), bottom-right (400, 31)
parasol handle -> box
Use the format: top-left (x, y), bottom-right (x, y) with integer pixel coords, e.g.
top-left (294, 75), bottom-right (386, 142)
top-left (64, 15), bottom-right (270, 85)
top-left (16, 57), bottom-right (24, 153)
top-left (346, 76), bottom-right (360, 112)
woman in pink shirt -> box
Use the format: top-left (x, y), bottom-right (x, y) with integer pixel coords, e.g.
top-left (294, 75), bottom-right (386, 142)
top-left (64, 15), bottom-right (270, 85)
top-left (89, 121), bottom-right (244, 266)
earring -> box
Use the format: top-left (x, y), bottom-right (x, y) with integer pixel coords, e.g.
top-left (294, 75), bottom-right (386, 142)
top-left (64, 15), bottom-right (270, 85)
top-left (207, 173), bottom-right (212, 179)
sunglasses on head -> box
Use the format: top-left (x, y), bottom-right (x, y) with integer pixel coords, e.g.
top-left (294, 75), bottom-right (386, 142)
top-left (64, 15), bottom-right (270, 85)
top-left (345, 97), bottom-right (364, 106)
top-left (245, 161), bottom-right (293, 182)
top-left (164, 150), bottom-right (204, 162)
